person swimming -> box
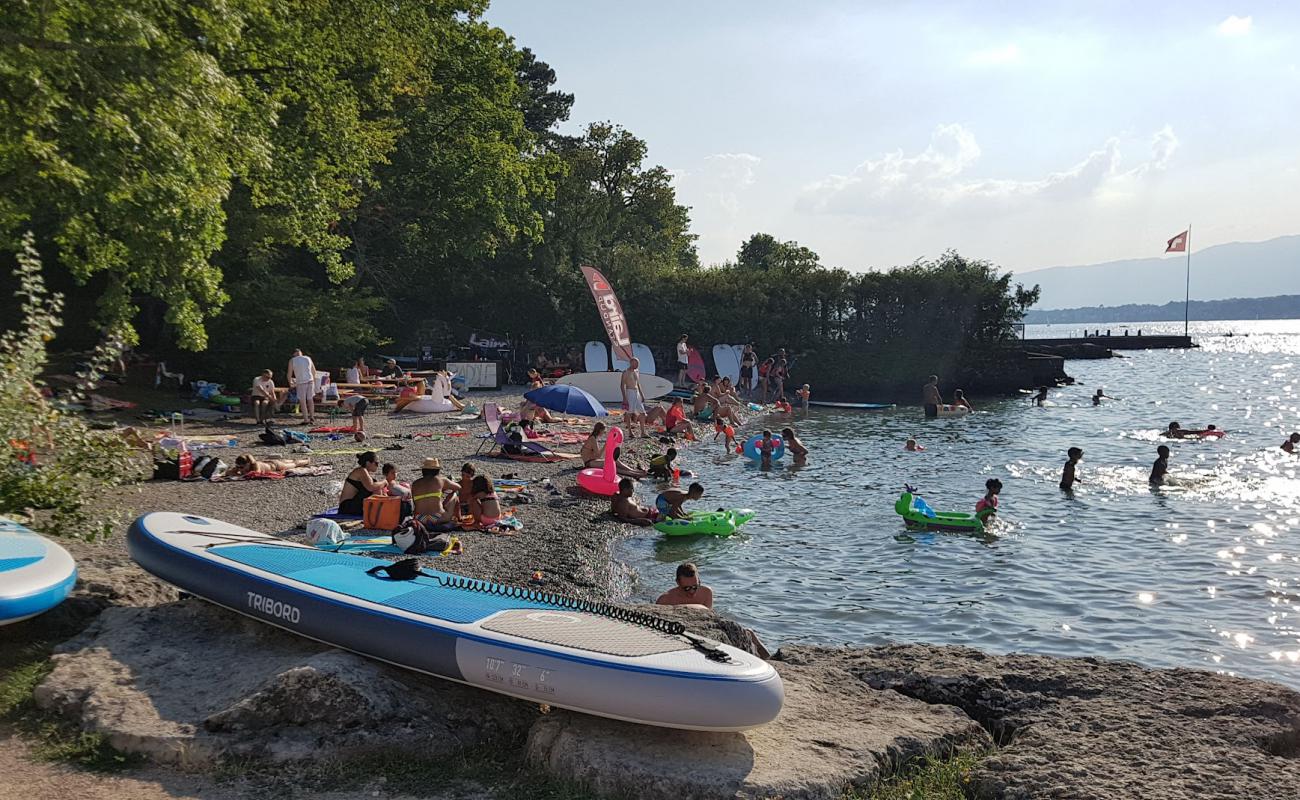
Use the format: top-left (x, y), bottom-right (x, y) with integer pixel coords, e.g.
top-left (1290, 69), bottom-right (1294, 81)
top-left (904, 437), bottom-right (924, 452)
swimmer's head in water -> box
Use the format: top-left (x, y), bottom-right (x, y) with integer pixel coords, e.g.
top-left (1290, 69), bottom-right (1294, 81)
top-left (1168, 422), bottom-right (1181, 431)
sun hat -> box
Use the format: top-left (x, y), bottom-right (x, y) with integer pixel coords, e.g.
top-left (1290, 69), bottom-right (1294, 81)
top-left (419, 457), bottom-right (442, 471)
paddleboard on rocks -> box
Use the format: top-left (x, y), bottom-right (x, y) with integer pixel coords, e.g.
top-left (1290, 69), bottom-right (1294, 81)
top-left (556, 371), bottom-right (673, 405)
top-left (583, 341), bottom-right (609, 373)
top-left (808, 401), bottom-right (896, 410)
top-left (0, 518), bottom-right (77, 626)
top-left (128, 512), bottom-right (783, 731)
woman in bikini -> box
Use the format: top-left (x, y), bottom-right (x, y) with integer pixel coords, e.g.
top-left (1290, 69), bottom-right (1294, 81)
top-left (471, 474), bottom-right (503, 528)
top-left (580, 422), bottom-right (607, 468)
top-left (338, 451), bottom-right (385, 515)
top-left (229, 453), bottom-right (311, 477)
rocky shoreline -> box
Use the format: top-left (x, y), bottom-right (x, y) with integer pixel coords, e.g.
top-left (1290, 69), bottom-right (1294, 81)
top-left (6, 390), bottom-right (1300, 798)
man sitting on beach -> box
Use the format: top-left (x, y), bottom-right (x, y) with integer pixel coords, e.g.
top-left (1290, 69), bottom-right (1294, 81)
top-left (656, 563), bottom-right (713, 609)
top-left (611, 478), bottom-right (656, 526)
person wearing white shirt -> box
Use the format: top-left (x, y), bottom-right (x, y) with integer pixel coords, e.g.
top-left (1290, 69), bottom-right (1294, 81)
top-left (345, 357), bottom-right (366, 385)
top-left (251, 369), bottom-right (277, 424)
top-left (675, 334), bottom-right (690, 388)
top-left (287, 349), bottom-right (318, 424)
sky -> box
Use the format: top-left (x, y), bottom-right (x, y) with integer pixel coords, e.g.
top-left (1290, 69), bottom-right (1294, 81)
top-left (483, 1), bottom-right (1300, 274)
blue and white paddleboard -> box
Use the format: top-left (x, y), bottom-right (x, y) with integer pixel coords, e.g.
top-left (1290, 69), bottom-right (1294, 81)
top-left (583, 341), bottom-right (609, 373)
top-left (128, 513), bottom-right (783, 731)
top-left (807, 401), bottom-right (897, 410)
top-left (0, 519), bottom-right (77, 625)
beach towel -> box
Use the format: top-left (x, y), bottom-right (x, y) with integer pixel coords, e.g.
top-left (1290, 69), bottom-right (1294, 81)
top-left (309, 425), bottom-right (359, 434)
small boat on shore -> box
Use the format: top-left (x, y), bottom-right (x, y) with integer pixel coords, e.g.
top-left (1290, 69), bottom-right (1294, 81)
top-left (128, 512), bottom-right (783, 731)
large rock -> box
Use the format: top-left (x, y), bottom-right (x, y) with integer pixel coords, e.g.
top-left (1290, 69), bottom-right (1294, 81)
top-left (34, 599), bottom-right (540, 765)
top-left (526, 660), bottom-right (989, 799)
top-left (778, 644), bottom-right (1300, 800)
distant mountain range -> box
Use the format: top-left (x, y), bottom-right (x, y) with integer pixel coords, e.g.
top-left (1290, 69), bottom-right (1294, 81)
top-left (1016, 234), bottom-right (1300, 309)
top-left (1023, 295), bottom-right (1300, 324)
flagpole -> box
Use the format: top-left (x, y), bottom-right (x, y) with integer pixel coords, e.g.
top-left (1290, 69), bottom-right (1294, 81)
top-left (1183, 224), bottom-right (1192, 338)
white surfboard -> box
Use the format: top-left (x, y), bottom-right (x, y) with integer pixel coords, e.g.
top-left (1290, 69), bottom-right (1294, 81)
top-left (712, 345), bottom-right (739, 385)
top-left (632, 343), bottom-right (656, 377)
top-left (557, 371), bottom-right (674, 405)
top-left (584, 341), bottom-right (609, 373)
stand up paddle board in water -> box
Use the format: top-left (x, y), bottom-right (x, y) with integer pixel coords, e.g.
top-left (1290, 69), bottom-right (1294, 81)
top-left (583, 341), bottom-right (609, 373)
top-left (128, 513), bottom-right (783, 731)
top-left (0, 519), bottom-right (77, 625)
top-left (807, 401), bottom-right (896, 410)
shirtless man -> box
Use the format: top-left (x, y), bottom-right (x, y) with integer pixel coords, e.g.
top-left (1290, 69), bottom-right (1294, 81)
top-left (654, 482), bottom-right (704, 520)
top-left (1060, 447), bottom-right (1083, 490)
top-left (610, 478), bottom-right (656, 526)
top-left (229, 453), bottom-right (311, 477)
top-left (621, 357), bottom-right (647, 437)
top-left (656, 563), bottom-right (713, 609)
top-left (922, 375), bottom-right (942, 419)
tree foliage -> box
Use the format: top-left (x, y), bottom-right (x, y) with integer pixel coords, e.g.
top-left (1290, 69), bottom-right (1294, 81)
top-left (0, 235), bottom-right (148, 539)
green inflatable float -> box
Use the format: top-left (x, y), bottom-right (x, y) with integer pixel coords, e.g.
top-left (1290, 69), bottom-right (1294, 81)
top-left (894, 487), bottom-right (986, 534)
top-left (654, 508), bottom-right (756, 537)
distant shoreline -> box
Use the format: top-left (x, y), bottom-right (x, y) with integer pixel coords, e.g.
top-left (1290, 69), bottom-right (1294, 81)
top-left (1025, 294), bottom-right (1300, 325)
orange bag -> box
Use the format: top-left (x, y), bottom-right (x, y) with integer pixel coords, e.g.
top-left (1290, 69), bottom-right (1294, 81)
top-left (363, 495), bottom-right (402, 531)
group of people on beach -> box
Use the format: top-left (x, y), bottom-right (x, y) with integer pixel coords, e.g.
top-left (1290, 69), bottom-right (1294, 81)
top-left (336, 454), bottom-right (503, 533)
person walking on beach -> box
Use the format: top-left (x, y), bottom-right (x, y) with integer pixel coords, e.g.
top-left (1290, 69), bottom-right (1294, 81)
top-left (287, 348), bottom-right (318, 425)
top-left (1060, 447), bottom-right (1083, 490)
top-left (922, 375), bottom-right (942, 418)
top-left (656, 563), bottom-right (713, 609)
top-left (1149, 445), bottom-right (1171, 485)
top-left (621, 357), bottom-right (648, 438)
top-left (675, 334), bottom-right (690, 387)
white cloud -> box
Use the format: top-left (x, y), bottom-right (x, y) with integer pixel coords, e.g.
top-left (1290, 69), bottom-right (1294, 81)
top-left (796, 124), bottom-right (1177, 218)
top-left (1216, 15), bottom-right (1252, 36)
top-left (966, 43), bottom-right (1022, 66)
top-left (672, 153), bottom-right (763, 263)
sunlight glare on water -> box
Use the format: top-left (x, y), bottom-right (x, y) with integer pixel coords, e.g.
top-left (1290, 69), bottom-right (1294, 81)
top-left (617, 320), bottom-right (1300, 688)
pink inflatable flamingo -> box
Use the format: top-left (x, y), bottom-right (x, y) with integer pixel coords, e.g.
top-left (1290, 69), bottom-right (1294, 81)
top-left (576, 426), bottom-right (623, 496)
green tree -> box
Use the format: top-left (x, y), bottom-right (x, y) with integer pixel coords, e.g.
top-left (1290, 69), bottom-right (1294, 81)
top-left (0, 235), bottom-right (147, 539)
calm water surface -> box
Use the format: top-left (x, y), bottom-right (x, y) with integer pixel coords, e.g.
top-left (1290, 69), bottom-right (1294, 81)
top-left (617, 320), bottom-right (1300, 688)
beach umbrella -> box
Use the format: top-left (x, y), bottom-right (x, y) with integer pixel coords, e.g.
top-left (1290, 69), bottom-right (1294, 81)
top-left (524, 384), bottom-right (608, 417)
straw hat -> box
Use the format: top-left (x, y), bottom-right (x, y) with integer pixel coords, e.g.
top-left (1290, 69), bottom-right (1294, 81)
top-left (419, 457), bottom-right (442, 471)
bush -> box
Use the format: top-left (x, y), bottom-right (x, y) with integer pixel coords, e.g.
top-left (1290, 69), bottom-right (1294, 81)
top-left (0, 234), bottom-right (149, 539)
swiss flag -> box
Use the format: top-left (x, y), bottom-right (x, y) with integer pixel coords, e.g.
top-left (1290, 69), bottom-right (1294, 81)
top-left (1166, 230), bottom-right (1188, 253)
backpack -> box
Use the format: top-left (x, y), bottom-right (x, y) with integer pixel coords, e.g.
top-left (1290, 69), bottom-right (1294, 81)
top-left (259, 425), bottom-right (289, 446)
top-left (391, 519), bottom-right (450, 555)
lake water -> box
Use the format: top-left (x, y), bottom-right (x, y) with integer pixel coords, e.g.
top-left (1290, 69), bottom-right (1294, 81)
top-left (618, 319), bottom-right (1300, 689)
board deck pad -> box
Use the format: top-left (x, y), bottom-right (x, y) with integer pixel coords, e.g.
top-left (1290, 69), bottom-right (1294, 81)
top-left (213, 545), bottom-right (558, 624)
top-left (481, 609), bottom-right (690, 657)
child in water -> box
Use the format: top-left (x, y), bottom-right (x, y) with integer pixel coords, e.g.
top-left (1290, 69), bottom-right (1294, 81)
top-left (713, 419), bottom-right (737, 454)
top-left (648, 448), bottom-right (678, 481)
top-left (758, 429), bottom-right (776, 470)
top-left (796, 384), bottom-right (811, 417)
top-left (904, 437), bottom-right (924, 452)
top-left (1060, 447), bottom-right (1083, 490)
top-left (1149, 445), bottom-right (1170, 485)
top-left (976, 478), bottom-right (1002, 522)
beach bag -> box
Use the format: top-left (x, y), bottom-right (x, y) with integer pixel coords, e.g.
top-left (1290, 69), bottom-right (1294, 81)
top-left (391, 519), bottom-right (450, 555)
top-left (259, 425), bottom-right (289, 446)
top-left (306, 518), bottom-right (346, 547)
top-left (363, 495), bottom-right (402, 531)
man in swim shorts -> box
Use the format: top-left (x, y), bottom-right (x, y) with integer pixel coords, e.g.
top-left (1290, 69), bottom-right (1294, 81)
top-left (922, 375), bottom-right (942, 419)
top-left (621, 357), bottom-right (647, 438)
top-left (656, 563), bottom-right (713, 609)
top-left (655, 482), bottom-right (703, 520)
